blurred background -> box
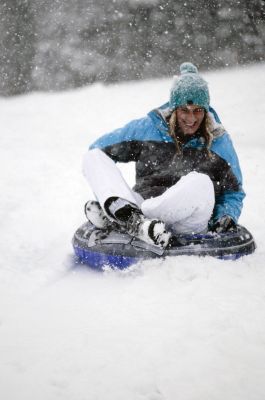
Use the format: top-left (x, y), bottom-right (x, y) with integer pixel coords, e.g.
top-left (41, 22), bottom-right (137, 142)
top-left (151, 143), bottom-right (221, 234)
top-left (0, 0), bottom-right (264, 96)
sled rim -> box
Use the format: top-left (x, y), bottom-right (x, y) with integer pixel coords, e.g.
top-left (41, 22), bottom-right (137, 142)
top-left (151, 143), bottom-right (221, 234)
top-left (72, 222), bottom-right (256, 270)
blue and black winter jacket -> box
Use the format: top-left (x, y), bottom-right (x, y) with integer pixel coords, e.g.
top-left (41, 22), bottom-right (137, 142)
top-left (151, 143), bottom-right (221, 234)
top-left (90, 103), bottom-right (245, 223)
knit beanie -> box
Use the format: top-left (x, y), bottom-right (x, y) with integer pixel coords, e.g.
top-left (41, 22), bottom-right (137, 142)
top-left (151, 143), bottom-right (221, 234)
top-left (169, 62), bottom-right (210, 111)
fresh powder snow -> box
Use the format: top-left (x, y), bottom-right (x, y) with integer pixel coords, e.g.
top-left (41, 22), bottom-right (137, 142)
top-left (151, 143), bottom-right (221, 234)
top-left (0, 63), bottom-right (265, 400)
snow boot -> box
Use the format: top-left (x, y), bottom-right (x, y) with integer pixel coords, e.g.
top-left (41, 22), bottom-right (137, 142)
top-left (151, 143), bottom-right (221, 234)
top-left (84, 200), bottom-right (111, 229)
top-left (106, 197), bottom-right (171, 249)
top-left (127, 210), bottom-right (172, 249)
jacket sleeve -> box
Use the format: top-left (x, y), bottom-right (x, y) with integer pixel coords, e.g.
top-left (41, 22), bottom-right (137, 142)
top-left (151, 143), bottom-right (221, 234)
top-left (210, 133), bottom-right (245, 223)
top-left (212, 191), bottom-right (245, 223)
top-left (89, 117), bottom-right (156, 163)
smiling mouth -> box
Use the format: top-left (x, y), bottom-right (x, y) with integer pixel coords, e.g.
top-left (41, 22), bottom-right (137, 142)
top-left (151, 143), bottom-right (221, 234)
top-left (185, 122), bottom-right (196, 127)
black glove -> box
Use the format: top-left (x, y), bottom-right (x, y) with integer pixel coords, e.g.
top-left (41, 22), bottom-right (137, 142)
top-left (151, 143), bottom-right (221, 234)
top-left (211, 215), bottom-right (237, 234)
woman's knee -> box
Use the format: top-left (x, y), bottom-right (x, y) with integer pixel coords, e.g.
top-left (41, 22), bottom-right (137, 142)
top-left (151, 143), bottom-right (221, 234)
top-left (186, 172), bottom-right (214, 198)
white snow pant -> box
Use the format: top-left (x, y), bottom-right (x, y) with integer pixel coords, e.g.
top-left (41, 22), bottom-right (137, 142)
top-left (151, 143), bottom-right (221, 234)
top-left (83, 148), bottom-right (215, 234)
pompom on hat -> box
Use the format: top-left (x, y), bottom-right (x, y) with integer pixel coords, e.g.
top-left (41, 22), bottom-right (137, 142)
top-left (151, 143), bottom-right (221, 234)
top-left (169, 62), bottom-right (210, 111)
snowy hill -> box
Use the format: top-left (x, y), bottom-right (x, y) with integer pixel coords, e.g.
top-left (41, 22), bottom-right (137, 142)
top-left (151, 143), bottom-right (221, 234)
top-left (0, 63), bottom-right (265, 400)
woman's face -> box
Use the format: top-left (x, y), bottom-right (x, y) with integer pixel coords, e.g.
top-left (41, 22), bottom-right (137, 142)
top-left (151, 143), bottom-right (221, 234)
top-left (176, 105), bottom-right (205, 135)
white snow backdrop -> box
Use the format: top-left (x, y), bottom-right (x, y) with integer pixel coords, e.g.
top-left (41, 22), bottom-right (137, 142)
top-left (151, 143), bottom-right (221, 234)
top-left (0, 64), bottom-right (265, 400)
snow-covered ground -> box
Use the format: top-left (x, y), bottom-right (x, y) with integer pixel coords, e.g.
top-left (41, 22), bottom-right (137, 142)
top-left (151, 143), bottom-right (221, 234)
top-left (0, 63), bottom-right (265, 400)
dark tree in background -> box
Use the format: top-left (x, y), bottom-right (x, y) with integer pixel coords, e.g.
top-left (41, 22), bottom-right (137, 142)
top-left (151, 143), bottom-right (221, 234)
top-left (0, 0), bottom-right (36, 95)
top-left (0, 0), bottom-right (264, 96)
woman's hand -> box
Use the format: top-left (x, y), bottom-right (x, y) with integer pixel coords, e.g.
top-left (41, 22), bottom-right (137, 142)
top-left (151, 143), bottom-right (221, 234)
top-left (211, 215), bottom-right (237, 233)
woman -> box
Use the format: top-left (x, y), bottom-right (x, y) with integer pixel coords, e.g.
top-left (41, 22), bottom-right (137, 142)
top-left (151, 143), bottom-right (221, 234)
top-left (82, 62), bottom-right (245, 249)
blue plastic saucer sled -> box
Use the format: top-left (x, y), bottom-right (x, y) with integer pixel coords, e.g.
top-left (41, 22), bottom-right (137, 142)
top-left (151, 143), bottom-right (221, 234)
top-left (72, 222), bottom-right (256, 270)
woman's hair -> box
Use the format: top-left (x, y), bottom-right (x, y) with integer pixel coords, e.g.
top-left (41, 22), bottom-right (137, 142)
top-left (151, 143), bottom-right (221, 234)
top-left (168, 110), bottom-right (213, 155)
